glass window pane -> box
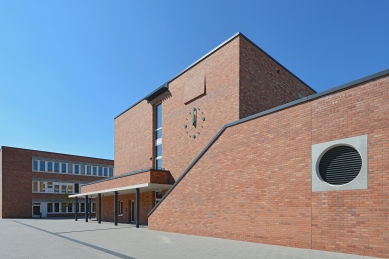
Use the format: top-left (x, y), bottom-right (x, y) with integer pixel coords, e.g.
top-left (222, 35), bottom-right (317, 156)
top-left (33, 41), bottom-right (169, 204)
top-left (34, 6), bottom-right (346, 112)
top-left (156, 129), bottom-right (162, 139)
top-left (68, 164), bottom-right (73, 174)
top-left (54, 162), bottom-right (59, 172)
top-left (46, 182), bottom-right (53, 192)
top-left (74, 165), bottom-right (79, 174)
top-left (156, 158), bottom-right (162, 169)
top-left (80, 203), bottom-right (85, 212)
top-left (156, 145), bottom-right (162, 157)
top-left (61, 203), bottom-right (66, 213)
top-left (98, 167), bottom-right (102, 176)
top-left (109, 168), bottom-right (113, 177)
top-left (103, 168), bottom-right (108, 176)
top-left (33, 160), bottom-right (38, 171)
top-left (67, 184), bottom-right (73, 193)
top-left (80, 165), bottom-right (85, 175)
top-left (87, 166), bottom-right (91, 175)
top-left (61, 163), bottom-right (66, 173)
top-left (54, 183), bottom-right (60, 193)
top-left (61, 185), bottom-right (67, 193)
top-left (74, 183), bottom-right (79, 193)
top-left (40, 182), bottom-right (46, 192)
top-left (93, 167), bottom-right (97, 175)
top-left (47, 203), bottom-right (53, 213)
top-left (54, 203), bottom-right (60, 213)
top-left (67, 203), bottom-right (73, 213)
top-left (32, 182), bottom-right (38, 192)
top-left (156, 104), bottom-right (162, 129)
top-left (92, 203), bottom-right (96, 212)
top-left (47, 162), bottom-right (53, 172)
top-left (155, 191), bottom-right (162, 199)
top-left (39, 161), bottom-right (46, 171)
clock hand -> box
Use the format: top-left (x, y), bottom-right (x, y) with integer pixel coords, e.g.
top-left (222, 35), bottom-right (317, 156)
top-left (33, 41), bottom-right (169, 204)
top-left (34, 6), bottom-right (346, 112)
top-left (192, 108), bottom-right (196, 127)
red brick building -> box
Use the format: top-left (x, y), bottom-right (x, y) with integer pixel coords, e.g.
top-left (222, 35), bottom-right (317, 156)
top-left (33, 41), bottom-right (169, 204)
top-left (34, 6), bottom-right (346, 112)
top-left (71, 32), bottom-right (389, 258)
top-left (0, 146), bottom-right (113, 218)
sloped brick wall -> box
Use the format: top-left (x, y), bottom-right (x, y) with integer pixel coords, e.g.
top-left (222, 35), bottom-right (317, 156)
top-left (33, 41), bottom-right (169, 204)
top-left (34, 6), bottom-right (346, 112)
top-left (149, 75), bottom-right (389, 258)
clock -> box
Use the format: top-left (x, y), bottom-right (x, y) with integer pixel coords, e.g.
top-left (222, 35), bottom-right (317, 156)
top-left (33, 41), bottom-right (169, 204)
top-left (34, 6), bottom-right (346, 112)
top-left (184, 107), bottom-right (205, 139)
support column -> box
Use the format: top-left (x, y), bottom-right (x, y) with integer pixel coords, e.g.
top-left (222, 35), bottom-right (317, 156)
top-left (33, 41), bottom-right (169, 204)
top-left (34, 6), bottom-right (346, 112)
top-left (114, 191), bottom-right (118, 226)
top-left (136, 188), bottom-right (140, 228)
top-left (89, 198), bottom-right (92, 219)
top-left (75, 197), bottom-right (78, 221)
top-left (98, 193), bottom-right (101, 224)
top-left (85, 195), bottom-right (89, 222)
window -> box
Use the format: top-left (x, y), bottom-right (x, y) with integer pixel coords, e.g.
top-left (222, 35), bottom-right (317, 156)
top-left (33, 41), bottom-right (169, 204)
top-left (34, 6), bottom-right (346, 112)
top-left (61, 163), bottom-right (67, 173)
top-left (40, 182), bottom-right (46, 192)
top-left (61, 184), bottom-right (67, 193)
top-left (155, 103), bottom-right (162, 169)
top-left (46, 182), bottom-right (53, 192)
top-left (103, 168), bottom-right (108, 176)
top-left (67, 183), bottom-right (73, 194)
top-left (61, 203), bottom-right (67, 213)
top-left (93, 166), bottom-right (97, 176)
top-left (74, 164), bottom-right (79, 174)
top-left (54, 182), bottom-right (60, 193)
top-left (109, 168), bottom-right (113, 177)
top-left (80, 203), bottom-right (85, 213)
top-left (92, 203), bottom-right (96, 213)
top-left (119, 201), bottom-right (123, 215)
top-left (54, 203), bottom-right (60, 213)
top-left (32, 181), bottom-right (38, 192)
top-left (39, 161), bottom-right (46, 171)
top-left (47, 203), bottom-right (53, 213)
top-left (80, 165), bottom-right (85, 175)
top-left (86, 166), bottom-right (91, 175)
top-left (68, 164), bottom-right (73, 174)
top-left (155, 191), bottom-right (162, 205)
top-left (47, 161), bottom-right (53, 172)
top-left (98, 167), bottom-right (103, 176)
top-left (67, 203), bottom-right (73, 213)
top-left (75, 183), bottom-right (79, 193)
top-left (33, 160), bottom-right (38, 171)
top-left (54, 162), bottom-right (59, 173)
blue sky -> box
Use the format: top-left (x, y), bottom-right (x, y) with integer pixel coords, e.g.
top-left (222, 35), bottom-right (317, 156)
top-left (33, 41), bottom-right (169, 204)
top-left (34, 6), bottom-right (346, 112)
top-left (1, 1), bottom-right (388, 159)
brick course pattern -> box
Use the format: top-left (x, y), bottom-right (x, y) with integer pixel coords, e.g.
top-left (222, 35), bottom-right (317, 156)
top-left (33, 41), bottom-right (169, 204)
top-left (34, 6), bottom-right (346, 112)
top-left (99, 192), bottom-right (154, 224)
top-left (0, 147), bottom-right (113, 218)
top-left (81, 169), bottom-right (172, 193)
top-left (149, 76), bottom-right (389, 258)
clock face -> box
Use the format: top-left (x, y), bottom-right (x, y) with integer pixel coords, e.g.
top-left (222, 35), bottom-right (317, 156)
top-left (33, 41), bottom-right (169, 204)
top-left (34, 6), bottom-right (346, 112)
top-left (184, 107), bottom-right (205, 139)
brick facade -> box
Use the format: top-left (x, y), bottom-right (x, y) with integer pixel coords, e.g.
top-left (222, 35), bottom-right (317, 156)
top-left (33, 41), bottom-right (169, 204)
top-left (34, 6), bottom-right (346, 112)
top-left (149, 75), bottom-right (389, 258)
top-left (0, 146), bottom-right (113, 218)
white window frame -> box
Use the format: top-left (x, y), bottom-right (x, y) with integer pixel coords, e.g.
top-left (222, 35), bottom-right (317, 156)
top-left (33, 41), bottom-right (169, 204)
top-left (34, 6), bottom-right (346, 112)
top-left (118, 201), bottom-right (123, 216)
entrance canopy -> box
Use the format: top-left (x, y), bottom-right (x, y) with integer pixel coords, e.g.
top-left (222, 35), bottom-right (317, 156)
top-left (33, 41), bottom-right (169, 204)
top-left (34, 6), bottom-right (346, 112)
top-left (69, 183), bottom-right (172, 199)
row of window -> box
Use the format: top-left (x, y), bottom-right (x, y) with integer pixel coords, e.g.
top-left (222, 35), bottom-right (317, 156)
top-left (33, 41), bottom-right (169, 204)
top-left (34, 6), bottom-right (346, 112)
top-left (32, 181), bottom-right (80, 194)
top-left (155, 103), bottom-right (162, 169)
top-left (32, 159), bottom-right (114, 177)
top-left (46, 202), bottom-right (96, 213)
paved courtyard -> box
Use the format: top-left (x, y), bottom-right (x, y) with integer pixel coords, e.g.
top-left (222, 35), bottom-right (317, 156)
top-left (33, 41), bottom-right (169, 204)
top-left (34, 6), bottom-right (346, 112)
top-left (0, 218), bottom-right (381, 259)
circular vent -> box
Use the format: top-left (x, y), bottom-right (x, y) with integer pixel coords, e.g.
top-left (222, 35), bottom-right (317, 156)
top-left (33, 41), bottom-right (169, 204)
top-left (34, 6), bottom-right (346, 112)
top-left (319, 146), bottom-right (362, 185)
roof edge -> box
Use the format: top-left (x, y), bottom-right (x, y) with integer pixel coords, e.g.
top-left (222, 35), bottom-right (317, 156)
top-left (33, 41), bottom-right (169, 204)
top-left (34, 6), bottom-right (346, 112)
top-left (1, 146), bottom-right (113, 162)
top-left (147, 67), bottom-right (389, 217)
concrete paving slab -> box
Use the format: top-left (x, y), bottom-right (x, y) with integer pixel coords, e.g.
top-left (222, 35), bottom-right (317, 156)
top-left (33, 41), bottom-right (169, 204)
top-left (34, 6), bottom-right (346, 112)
top-left (0, 219), bottom-right (382, 259)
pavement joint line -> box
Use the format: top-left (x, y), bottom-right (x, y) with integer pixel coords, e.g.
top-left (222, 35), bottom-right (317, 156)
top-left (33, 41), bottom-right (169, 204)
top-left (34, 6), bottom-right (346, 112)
top-left (12, 220), bottom-right (136, 259)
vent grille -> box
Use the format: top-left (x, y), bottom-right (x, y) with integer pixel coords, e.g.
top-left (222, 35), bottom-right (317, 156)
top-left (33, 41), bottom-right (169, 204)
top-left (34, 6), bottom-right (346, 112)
top-left (319, 146), bottom-right (362, 185)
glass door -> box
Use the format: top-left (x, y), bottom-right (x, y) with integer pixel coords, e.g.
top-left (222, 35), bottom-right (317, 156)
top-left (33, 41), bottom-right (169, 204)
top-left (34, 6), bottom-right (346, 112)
top-left (32, 203), bottom-right (40, 218)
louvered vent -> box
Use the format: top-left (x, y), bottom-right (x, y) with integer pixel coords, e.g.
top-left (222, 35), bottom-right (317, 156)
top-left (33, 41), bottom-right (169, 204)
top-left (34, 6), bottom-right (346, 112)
top-left (319, 146), bottom-right (362, 185)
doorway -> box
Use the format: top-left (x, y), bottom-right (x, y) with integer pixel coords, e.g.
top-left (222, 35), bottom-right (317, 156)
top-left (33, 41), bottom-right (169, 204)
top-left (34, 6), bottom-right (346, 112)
top-left (130, 200), bottom-right (135, 223)
top-left (32, 203), bottom-right (40, 218)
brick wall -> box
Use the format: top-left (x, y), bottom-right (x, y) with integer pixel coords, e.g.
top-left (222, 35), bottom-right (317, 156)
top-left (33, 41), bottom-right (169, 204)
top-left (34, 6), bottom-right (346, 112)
top-left (149, 75), bottom-right (389, 258)
top-left (1, 147), bottom-right (113, 218)
top-left (99, 192), bottom-right (154, 224)
top-left (114, 100), bottom-right (153, 176)
top-left (239, 36), bottom-right (315, 119)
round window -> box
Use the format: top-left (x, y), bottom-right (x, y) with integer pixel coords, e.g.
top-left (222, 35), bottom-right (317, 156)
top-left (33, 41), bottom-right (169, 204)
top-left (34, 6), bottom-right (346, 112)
top-left (319, 145), bottom-right (362, 185)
